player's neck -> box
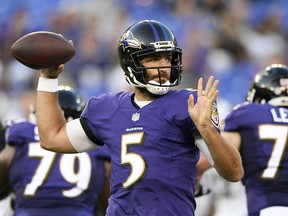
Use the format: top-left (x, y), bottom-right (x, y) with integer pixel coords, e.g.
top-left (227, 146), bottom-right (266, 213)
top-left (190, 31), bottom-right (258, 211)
top-left (134, 87), bottom-right (156, 101)
top-left (134, 97), bottom-right (152, 108)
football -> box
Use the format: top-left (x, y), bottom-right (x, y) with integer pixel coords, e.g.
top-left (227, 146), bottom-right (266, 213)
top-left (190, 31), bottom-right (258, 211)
top-left (10, 31), bottom-right (75, 70)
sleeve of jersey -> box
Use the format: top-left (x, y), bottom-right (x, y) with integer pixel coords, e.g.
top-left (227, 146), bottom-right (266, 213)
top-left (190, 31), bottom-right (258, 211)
top-left (66, 119), bottom-right (98, 152)
top-left (66, 96), bottom-right (106, 152)
top-left (7, 122), bottom-right (31, 146)
top-left (195, 136), bottom-right (214, 166)
top-left (222, 107), bottom-right (244, 132)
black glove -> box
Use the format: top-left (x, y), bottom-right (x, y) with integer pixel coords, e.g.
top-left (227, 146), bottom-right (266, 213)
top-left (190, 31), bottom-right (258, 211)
top-left (195, 184), bottom-right (211, 197)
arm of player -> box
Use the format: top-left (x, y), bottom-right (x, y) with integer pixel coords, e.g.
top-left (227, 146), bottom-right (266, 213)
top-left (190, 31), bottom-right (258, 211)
top-left (188, 76), bottom-right (244, 182)
top-left (221, 131), bottom-right (241, 151)
top-left (37, 65), bottom-right (76, 153)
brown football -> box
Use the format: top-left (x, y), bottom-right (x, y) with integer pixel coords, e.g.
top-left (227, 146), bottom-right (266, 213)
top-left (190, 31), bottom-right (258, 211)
top-left (11, 31), bottom-right (75, 70)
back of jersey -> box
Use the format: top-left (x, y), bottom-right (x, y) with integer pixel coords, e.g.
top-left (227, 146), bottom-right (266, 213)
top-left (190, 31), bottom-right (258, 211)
top-left (7, 121), bottom-right (107, 216)
top-left (223, 103), bottom-right (288, 214)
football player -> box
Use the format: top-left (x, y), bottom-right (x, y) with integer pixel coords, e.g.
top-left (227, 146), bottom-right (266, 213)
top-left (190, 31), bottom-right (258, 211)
top-left (221, 64), bottom-right (288, 216)
top-left (0, 86), bottom-right (110, 216)
top-left (35, 20), bottom-right (243, 215)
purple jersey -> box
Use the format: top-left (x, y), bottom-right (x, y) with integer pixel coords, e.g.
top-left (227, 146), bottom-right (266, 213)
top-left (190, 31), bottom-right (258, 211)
top-left (7, 121), bottom-right (109, 216)
top-left (222, 102), bottom-right (288, 215)
top-left (80, 89), bottom-right (213, 216)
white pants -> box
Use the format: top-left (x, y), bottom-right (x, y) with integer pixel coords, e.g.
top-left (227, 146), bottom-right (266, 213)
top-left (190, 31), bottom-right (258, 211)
top-left (0, 193), bottom-right (14, 216)
top-left (195, 191), bottom-right (213, 216)
top-left (260, 206), bottom-right (288, 216)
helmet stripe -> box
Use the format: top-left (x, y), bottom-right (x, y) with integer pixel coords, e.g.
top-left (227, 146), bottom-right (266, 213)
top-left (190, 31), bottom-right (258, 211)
top-left (159, 23), bottom-right (169, 41)
top-left (148, 21), bottom-right (171, 42)
top-left (148, 22), bottom-right (160, 41)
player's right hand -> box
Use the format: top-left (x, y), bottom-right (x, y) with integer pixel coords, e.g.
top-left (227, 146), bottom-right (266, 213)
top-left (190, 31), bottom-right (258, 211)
top-left (40, 64), bottom-right (64, 79)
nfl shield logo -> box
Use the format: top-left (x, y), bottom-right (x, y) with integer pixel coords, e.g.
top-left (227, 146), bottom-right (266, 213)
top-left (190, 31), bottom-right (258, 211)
top-left (132, 113), bottom-right (140, 122)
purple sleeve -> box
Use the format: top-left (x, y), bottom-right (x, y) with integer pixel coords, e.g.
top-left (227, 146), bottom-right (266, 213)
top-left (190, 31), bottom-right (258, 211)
top-left (7, 122), bottom-right (37, 146)
top-left (222, 103), bottom-right (249, 132)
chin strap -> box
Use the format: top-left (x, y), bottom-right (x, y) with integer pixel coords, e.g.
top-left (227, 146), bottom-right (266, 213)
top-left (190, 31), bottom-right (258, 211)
top-left (146, 80), bottom-right (170, 95)
top-left (126, 67), bottom-right (172, 95)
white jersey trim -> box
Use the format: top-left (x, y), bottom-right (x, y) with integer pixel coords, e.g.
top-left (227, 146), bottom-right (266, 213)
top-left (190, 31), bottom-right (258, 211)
top-left (66, 119), bottom-right (97, 152)
top-left (195, 136), bottom-right (214, 166)
top-left (260, 206), bottom-right (288, 216)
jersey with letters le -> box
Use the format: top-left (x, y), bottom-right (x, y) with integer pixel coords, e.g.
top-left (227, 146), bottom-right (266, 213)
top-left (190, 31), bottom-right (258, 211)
top-left (81, 89), bottom-right (219, 216)
top-left (7, 121), bottom-right (106, 216)
top-left (222, 102), bottom-right (288, 215)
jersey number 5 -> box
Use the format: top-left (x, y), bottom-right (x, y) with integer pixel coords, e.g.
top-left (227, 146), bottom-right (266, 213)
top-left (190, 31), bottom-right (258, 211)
top-left (121, 132), bottom-right (147, 189)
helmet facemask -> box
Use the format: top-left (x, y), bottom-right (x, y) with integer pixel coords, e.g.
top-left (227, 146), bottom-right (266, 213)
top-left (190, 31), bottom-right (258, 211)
top-left (124, 48), bottom-right (182, 95)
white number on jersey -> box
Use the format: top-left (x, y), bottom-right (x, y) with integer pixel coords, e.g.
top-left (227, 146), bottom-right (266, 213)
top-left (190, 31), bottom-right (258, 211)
top-left (260, 125), bottom-right (288, 178)
top-left (24, 142), bottom-right (92, 197)
top-left (121, 132), bottom-right (146, 189)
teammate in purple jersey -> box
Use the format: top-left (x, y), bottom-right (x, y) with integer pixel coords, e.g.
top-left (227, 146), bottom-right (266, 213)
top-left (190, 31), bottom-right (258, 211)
top-left (35, 20), bottom-right (243, 215)
top-left (221, 64), bottom-right (288, 216)
top-left (0, 86), bottom-right (110, 216)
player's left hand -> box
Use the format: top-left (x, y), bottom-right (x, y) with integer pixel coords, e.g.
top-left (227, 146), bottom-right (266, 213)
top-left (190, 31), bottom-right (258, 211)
top-left (188, 76), bottom-right (219, 129)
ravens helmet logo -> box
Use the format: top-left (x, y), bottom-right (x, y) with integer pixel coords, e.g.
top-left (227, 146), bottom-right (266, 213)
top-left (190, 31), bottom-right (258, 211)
top-left (211, 103), bottom-right (220, 128)
top-left (119, 31), bottom-right (141, 51)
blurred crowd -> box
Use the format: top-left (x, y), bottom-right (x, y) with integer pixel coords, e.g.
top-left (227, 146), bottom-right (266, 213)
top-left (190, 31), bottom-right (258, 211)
top-left (1, 1), bottom-right (288, 214)
top-left (1, 0), bottom-right (288, 119)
